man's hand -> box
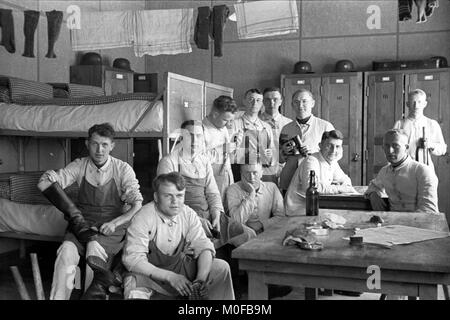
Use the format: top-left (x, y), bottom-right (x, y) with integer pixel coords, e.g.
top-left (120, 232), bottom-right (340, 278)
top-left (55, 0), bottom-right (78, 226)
top-left (264, 148), bottom-right (273, 158)
top-left (299, 145), bottom-right (310, 157)
top-left (199, 218), bottom-right (214, 238)
top-left (210, 212), bottom-right (221, 233)
top-left (166, 272), bottom-right (192, 297)
top-left (99, 221), bottom-right (116, 236)
top-left (368, 192), bottom-right (388, 211)
top-left (225, 142), bottom-right (237, 154)
top-left (338, 185), bottom-right (358, 194)
top-left (246, 220), bottom-right (264, 234)
top-left (241, 181), bottom-right (255, 197)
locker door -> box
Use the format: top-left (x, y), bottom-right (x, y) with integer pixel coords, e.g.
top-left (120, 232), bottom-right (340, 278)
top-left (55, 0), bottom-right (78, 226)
top-left (365, 72), bottom-right (404, 183)
top-left (281, 74), bottom-right (322, 121)
top-left (104, 69), bottom-right (134, 95)
top-left (407, 69), bottom-right (450, 218)
top-left (322, 73), bottom-right (363, 185)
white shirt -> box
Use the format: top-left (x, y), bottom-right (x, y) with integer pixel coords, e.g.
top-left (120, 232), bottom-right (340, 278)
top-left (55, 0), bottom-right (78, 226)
top-left (122, 202), bottom-right (215, 276)
top-left (259, 112), bottom-right (293, 176)
top-left (279, 115), bottom-right (335, 163)
top-left (285, 152), bottom-right (353, 216)
top-left (365, 156), bottom-right (439, 213)
top-left (40, 156), bottom-right (143, 204)
top-left (393, 116), bottom-right (447, 169)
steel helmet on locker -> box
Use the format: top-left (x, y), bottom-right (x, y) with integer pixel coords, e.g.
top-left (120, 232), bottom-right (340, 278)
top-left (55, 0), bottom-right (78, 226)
top-left (335, 60), bottom-right (355, 72)
top-left (293, 61), bottom-right (313, 74)
top-left (113, 58), bottom-right (133, 71)
top-left (80, 52), bottom-right (102, 65)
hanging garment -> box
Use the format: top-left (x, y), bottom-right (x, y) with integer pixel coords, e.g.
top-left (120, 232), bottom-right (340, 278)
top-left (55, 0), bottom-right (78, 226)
top-left (194, 6), bottom-right (211, 50)
top-left (399, 0), bottom-right (413, 21)
top-left (45, 10), bottom-right (63, 58)
top-left (70, 10), bottom-right (134, 51)
top-left (210, 5), bottom-right (230, 57)
top-left (23, 10), bottom-right (39, 58)
top-left (425, 0), bottom-right (439, 17)
top-left (133, 8), bottom-right (194, 57)
top-left (234, 0), bottom-right (298, 40)
top-left (0, 9), bottom-right (15, 53)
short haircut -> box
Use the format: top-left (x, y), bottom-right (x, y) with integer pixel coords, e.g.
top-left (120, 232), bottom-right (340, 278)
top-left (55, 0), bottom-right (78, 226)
top-left (88, 123), bottom-right (115, 140)
top-left (384, 128), bottom-right (408, 142)
top-left (408, 88), bottom-right (427, 99)
top-left (245, 88), bottom-right (262, 97)
top-left (263, 87), bottom-right (282, 96)
top-left (180, 119), bottom-right (203, 129)
top-left (152, 172), bottom-right (186, 193)
top-left (292, 88), bottom-right (314, 101)
top-left (212, 95), bottom-right (238, 113)
top-left (321, 130), bottom-right (344, 142)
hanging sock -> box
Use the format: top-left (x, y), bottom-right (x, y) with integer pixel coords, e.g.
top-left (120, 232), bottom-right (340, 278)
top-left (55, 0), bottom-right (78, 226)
top-left (45, 10), bottom-right (63, 58)
top-left (23, 10), bottom-right (40, 58)
top-left (194, 6), bottom-right (211, 50)
top-left (414, 0), bottom-right (427, 23)
top-left (398, 0), bottom-right (413, 21)
top-left (210, 5), bottom-right (230, 57)
top-left (0, 9), bottom-right (16, 53)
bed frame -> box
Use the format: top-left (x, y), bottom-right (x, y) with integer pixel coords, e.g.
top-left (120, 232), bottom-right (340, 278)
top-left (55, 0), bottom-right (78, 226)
top-left (0, 72), bottom-right (233, 254)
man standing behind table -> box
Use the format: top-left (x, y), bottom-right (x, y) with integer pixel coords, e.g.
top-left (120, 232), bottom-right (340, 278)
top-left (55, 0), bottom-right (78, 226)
top-left (229, 89), bottom-right (275, 181)
top-left (393, 88), bottom-right (447, 170)
top-left (38, 123), bottom-right (143, 300)
top-left (365, 129), bottom-right (439, 213)
top-left (285, 130), bottom-right (356, 216)
top-left (279, 89), bottom-right (334, 195)
top-left (259, 87), bottom-right (292, 185)
top-left (202, 95), bottom-right (239, 201)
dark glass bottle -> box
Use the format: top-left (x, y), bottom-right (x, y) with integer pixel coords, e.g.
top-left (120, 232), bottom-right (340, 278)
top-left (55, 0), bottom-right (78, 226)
top-left (306, 170), bottom-right (319, 216)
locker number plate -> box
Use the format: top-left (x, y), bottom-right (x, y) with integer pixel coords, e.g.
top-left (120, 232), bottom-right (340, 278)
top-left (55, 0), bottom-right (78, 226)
top-left (424, 75), bottom-right (434, 80)
top-left (335, 79), bottom-right (344, 84)
top-left (382, 77), bottom-right (390, 81)
top-left (116, 74), bottom-right (124, 79)
top-left (296, 80), bottom-right (305, 84)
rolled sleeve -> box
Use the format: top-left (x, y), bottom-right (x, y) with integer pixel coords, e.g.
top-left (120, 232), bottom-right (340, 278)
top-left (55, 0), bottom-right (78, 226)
top-left (205, 162), bottom-right (224, 214)
top-left (39, 158), bottom-right (82, 189)
top-left (122, 209), bottom-right (155, 276)
top-left (120, 163), bottom-right (143, 204)
top-left (185, 207), bottom-right (215, 257)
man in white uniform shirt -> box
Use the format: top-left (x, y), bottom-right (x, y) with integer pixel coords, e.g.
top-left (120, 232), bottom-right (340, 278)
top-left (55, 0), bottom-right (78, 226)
top-left (279, 89), bottom-right (334, 194)
top-left (202, 95), bottom-right (238, 201)
top-left (38, 123), bottom-right (143, 300)
top-left (365, 129), bottom-right (439, 213)
top-left (393, 89), bottom-right (447, 170)
top-left (285, 130), bottom-right (356, 216)
top-left (122, 172), bottom-right (234, 300)
top-left (259, 87), bottom-right (292, 185)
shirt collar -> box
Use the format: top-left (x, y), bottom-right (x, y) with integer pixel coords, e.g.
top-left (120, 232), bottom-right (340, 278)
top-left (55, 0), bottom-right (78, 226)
top-left (260, 112), bottom-right (281, 122)
top-left (155, 204), bottom-right (180, 225)
top-left (388, 155), bottom-right (412, 171)
top-left (88, 155), bottom-right (111, 172)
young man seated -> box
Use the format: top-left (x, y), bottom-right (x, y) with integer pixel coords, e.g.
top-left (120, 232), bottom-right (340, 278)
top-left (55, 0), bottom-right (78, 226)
top-left (38, 123), bottom-right (143, 300)
top-left (122, 172), bottom-right (234, 300)
top-left (285, 130), bottom-right (356, 215)
top-left (225, 161), bottom-right (285, 247)
top-left (157, 120), bottom-right (224, 240)
top-left (365, 129), bottom-right (439, 213)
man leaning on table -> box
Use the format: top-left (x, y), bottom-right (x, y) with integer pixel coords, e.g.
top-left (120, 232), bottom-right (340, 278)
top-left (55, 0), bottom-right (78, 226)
top-left (365, 129), bottom-right (439, 213)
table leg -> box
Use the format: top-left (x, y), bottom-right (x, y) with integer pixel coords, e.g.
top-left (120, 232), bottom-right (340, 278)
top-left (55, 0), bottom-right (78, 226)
top-left (418, 285), bottom-right (438, 300)
top-left (305, 288), bottom-right (317, 300)
top-left (248, 271), bottom-right (268, 300)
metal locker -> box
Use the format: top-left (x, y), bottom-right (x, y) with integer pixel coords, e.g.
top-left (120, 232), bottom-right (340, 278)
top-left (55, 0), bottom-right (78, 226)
top-left (364, 72), bottom-right (404, 183)
top-left (280, 74), bottom-right (322, 120)
top-left (321, 73), bottom-right (363, 184)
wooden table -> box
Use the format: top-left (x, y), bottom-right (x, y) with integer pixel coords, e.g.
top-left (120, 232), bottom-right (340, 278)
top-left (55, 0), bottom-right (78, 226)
top-left (232, 209), bottom-right (450, 300)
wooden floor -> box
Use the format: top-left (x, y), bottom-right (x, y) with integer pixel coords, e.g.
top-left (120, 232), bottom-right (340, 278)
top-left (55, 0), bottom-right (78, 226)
top-left (0, 243), bottom-right (384, 300)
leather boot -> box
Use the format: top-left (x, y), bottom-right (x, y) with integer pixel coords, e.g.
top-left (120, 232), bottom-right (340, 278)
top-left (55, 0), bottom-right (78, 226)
top-left (81, 256), bottom-right (122, 300)
top-left (42, 182), bottom-right (97, 242)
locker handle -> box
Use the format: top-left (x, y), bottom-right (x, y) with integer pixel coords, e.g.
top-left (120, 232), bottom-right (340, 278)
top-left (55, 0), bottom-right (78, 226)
top-left (352, 153), bottom-right (360, 162)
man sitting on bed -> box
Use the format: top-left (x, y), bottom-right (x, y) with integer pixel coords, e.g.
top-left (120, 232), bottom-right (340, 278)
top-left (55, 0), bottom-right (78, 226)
top-left (38, 123), bottom-right (143, 300)
top-left (285, 130), bottom-right (356, 215)
top-left (157, 120), bottom-right (225, 242)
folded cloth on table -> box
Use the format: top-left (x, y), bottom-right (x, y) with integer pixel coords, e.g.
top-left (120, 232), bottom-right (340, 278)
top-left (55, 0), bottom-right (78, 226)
top-left (234, 0), bottom-right (299, 40)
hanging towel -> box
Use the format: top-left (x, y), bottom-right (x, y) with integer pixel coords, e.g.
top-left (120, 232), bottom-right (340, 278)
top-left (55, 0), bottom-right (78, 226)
top-left (133, 8), bottom-right (193, 57)
top-left (234, 0), bottom-right (299, 40)
top-left (70, 10), bottom-right (134, 51)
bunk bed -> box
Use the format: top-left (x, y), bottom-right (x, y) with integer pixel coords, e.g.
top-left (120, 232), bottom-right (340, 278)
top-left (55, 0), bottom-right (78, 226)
top-left (0, 72), bottom-right (233, 255)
